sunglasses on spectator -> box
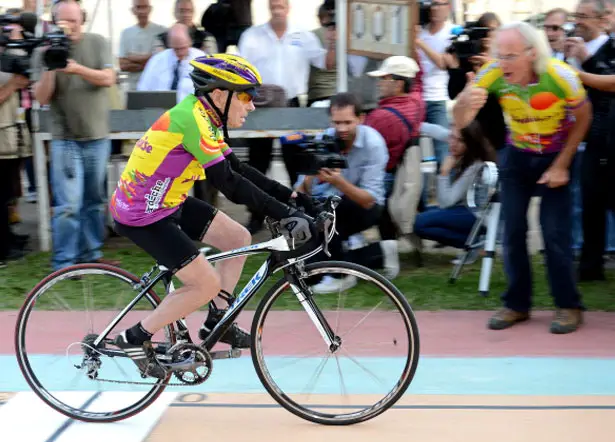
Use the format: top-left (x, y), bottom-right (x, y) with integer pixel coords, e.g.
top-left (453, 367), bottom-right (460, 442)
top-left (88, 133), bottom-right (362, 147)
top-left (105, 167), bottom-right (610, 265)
top-left (544, 25), bottom-right (563, 31)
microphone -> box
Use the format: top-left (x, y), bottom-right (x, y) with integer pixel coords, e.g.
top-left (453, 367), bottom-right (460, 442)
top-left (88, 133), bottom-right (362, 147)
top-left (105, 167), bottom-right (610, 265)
top-left (280, 132), bottom-right (309, 145)
top-left (451, 25), bottom-right (465, 36)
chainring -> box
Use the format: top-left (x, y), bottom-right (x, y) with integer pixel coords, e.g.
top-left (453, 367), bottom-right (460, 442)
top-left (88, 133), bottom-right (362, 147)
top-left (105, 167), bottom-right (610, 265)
top-left (169, 343), bottom-right (213, 385)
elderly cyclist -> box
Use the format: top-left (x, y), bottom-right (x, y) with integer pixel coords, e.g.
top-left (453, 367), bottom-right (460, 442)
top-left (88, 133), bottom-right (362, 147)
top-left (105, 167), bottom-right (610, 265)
top-left (109, 54), bottom-right (317, 378)
top-left (453, 22), bottom-right (592, 334)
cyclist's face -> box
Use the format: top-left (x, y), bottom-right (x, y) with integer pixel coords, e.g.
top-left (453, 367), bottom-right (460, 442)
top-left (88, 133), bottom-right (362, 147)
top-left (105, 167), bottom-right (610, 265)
top-left (227, 90), bottom-right (256, 128)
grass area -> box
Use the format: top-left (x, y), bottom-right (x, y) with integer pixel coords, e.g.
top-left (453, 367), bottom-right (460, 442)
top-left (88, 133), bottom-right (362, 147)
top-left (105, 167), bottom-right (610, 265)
top-left (1, 244), bottom-right (615, 312)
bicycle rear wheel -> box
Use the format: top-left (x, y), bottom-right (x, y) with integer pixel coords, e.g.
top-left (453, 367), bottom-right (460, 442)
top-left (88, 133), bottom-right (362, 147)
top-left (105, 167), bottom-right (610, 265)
top-left (14, 263), bottom-right (176, 423)
top-left (251, 261), bottom-right (420, 425)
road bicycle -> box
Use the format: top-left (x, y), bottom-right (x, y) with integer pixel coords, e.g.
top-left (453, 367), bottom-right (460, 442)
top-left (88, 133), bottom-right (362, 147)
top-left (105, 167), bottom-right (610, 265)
top-left (15, 196), bottom-right (420, 426)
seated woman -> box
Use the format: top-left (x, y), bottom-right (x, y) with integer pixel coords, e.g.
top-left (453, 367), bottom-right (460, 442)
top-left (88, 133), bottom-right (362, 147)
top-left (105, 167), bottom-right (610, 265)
top-left (413, 121), bottom-right (496, 254)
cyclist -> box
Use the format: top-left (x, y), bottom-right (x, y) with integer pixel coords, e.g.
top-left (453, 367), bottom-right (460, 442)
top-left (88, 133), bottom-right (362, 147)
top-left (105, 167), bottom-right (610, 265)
top-left (109, 54), bottom-right (317, 378)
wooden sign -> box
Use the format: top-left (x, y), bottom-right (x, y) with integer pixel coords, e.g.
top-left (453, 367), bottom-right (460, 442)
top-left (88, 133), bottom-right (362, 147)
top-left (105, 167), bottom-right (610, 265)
top-left (347, 0), bottom-right (417, 60)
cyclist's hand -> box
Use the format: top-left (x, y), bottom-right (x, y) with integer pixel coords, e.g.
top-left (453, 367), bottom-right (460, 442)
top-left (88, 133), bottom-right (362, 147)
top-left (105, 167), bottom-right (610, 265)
top-left (290, 191), bottom-right (318, 216)
top-left (279, 209), bottom-right (317, 246)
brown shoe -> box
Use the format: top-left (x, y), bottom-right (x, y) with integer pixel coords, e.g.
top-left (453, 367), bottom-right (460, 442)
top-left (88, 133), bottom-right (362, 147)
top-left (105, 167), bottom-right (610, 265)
top-left (550, 309), bottom-right (583, 334)
top-left (487, 308), bottom-right (530, 330)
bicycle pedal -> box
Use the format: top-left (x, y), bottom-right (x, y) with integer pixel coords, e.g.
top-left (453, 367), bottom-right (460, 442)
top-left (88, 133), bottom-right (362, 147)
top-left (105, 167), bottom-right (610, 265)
top-left (210, 349), bottom-right (242, 360)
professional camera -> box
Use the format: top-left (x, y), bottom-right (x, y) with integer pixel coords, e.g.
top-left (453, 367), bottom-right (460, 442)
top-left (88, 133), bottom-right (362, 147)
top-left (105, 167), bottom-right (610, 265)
top-left (0, 12), bottom-right (71, 77)
top-left (281, 132), bottom-right (349, 175)
top-left (446, 21), bottom-right (491, 60)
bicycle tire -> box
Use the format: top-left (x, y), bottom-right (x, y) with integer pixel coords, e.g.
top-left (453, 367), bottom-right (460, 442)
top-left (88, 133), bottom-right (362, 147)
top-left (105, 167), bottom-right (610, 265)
top-left (250, 261), bottom-right (420, 425)
top-left (14, 263), bottom-right (176, 423)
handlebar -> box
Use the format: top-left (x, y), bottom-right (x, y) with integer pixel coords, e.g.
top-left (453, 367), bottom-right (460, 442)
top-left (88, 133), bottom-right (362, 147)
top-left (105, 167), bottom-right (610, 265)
top-left (265, 195), bottom-right (342, 258)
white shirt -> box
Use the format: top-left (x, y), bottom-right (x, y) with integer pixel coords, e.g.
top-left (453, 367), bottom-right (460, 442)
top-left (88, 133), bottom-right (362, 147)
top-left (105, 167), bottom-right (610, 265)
top-left (418, 22), bottom-right (454, 101)
top-left (119, 22), bottom-right (168, 90)
top-left (238, 23), bottom-right (326, 99)
top-left (137, 47), bottom-right (206, 104)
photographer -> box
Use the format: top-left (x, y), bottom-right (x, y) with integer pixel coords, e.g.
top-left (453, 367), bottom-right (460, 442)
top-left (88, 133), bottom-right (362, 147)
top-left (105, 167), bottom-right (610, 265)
top-left (447, 13), bottom-right (507, 154)
top-left (0, 68), bottom-right (31, 267)
top-left (31, 0), bottom-right (116, 271)
top-left (565, 0), bottom-right (615, 281)
top-left (295, 92), bottom-right (396, 293)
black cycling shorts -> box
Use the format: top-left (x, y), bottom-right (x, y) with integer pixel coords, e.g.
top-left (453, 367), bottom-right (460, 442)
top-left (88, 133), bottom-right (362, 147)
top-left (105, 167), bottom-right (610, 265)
top-left (114, 196), bottom-right (218, 273)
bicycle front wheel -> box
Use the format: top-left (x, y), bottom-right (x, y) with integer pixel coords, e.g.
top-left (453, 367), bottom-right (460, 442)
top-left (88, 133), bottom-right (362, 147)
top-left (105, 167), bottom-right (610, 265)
top-left (14, 263), bottom-right (176, 423)
top-left (251, 261), bottom-right (420, 425)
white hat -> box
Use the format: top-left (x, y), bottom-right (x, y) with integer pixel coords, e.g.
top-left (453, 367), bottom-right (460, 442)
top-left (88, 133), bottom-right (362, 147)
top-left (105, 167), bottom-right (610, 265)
top-left (366, 56), bottom-right (419, 79)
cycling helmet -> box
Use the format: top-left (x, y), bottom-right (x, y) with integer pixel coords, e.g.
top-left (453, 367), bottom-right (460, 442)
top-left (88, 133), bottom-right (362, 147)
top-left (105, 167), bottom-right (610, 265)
top-left (189, 54), bottom-right (262, 140)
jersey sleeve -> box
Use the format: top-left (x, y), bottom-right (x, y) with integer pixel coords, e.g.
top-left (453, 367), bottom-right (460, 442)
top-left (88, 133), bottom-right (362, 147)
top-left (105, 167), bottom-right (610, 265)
top-left (175, 102), bottom-right (230, 168)
top-left (474, 60), bottom-right (503, 94)
top-left (551, 60), bottom-right (587, 109)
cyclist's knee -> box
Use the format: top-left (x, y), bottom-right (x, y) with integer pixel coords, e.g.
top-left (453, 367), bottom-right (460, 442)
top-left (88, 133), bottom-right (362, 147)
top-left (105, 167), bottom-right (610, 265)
top-left (176, 254), bottom-right (221, 303)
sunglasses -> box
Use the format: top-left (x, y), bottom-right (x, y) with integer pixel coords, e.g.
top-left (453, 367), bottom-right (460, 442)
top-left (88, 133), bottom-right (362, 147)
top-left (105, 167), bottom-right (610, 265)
top-left (237, 89), bottom-right (256, 104)
top-left (544, 25), bottom-right (563, 31)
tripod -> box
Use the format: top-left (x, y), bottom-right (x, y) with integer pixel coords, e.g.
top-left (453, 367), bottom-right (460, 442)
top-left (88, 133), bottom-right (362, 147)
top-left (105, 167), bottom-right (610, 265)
top-left (449, 162), bottom-right (501, 296)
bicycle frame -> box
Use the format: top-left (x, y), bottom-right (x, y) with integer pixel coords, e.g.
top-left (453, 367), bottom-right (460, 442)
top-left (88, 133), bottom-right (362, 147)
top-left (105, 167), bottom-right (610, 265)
top-left (92, 217), bottom-right (338, 353)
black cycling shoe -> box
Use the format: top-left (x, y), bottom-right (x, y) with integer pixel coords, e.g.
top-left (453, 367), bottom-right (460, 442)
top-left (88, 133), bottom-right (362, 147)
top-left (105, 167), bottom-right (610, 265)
top-left (198, 307), bottom-right (251, 349)
top-left (114, 332), bottom-right (168, 379)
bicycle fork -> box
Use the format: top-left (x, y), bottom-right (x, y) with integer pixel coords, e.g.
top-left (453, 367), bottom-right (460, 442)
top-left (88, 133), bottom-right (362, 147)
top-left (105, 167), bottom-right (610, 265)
top-left (287, 271), bottom-right (340, 353)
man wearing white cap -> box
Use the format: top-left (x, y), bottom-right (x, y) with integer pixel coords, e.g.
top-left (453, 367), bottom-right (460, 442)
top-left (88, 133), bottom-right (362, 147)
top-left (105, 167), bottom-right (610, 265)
top-left (364, 55), bottom-right (425, 240)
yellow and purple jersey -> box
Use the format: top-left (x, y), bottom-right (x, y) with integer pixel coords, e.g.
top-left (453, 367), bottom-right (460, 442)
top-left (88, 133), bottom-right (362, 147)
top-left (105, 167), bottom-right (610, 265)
top-left (474, 58), bottom-right (587, 153)
top-left (110, 95), bottom-right (231, 226)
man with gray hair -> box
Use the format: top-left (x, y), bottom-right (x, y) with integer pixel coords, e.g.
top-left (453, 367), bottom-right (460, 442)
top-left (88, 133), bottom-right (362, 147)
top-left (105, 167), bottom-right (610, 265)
top-left (454, 21), bottom-right (592, 334)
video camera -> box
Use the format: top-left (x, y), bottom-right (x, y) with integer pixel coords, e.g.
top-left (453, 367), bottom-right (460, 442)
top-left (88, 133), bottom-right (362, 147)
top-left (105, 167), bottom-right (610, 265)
top-left (0, 12), bottom-right (71, 78)
top-left (446, 22), bottom-right (491, 60)
top-left (281, 132), bottom-right (348, 176)
top-left (562, 22), bottom-right (576, 38)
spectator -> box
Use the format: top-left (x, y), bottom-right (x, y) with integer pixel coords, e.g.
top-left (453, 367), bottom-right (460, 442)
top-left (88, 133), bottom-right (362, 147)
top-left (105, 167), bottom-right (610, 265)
top-left (237, 0), bottom-right (331, 234)
top-left (202, 0), bottom-right (253, 53)
top-left (307, 4), bottom-right (337, 106)
top-left (364, 55), bottom-right (425, 240)
top-left (118, 0), bottom-right (167, 91)
top-left (415, 0), bottom-right (454, 167)
top-left (454, 21), bottom-right (591, 334)
top-left (137, 23), bottom-right (205, 103)
top-left (157, 0), bottom-right (218, 54)
top-left (544, 8), bottom-right (569, 60)
top-left (32, 0), bottom-right (117, 270)
top-left (447, 12), bottom-right (506, 155)
top-left (565, 0), bottom-right (615, 280)
top-left (294, 93), bottom-right (392, 293)
top-left (0, 68), bottom-right (31, 267)
top-left (414, 121), bottom-right (496, 257)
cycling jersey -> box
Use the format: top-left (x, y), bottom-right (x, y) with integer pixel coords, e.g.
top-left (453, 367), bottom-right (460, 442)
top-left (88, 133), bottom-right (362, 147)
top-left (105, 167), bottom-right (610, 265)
top-left (110, 95), bottom-right (231, 226)
top-left (475, 58), bottom-right (587, 153)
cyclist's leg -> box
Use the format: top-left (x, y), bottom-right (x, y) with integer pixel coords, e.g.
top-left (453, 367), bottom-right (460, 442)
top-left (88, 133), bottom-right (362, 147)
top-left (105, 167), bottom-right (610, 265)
top-left (113, 213), bottom-right (220, 376)
top-left (201, 210), bottom-right (252, 300)
top-left (177, 197), bottom-right (252, 347)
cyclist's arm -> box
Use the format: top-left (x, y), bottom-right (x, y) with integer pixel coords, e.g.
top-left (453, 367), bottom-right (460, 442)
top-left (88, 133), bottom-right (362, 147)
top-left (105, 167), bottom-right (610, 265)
top-left (225, 151), bottom-right (294, 202)
top-left (206, 159), bottom-right (290, 220)
top-left (180, 112), bottom-right (291, 220)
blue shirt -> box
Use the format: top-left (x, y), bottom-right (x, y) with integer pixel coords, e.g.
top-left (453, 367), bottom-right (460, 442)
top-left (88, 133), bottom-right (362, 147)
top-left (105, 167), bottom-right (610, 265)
top-left (295, 125), bottom-right (389, 206)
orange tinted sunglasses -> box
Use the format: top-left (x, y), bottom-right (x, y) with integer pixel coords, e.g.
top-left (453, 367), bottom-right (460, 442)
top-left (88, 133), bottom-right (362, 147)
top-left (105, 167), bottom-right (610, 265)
top-left (237, 91), bottom-right (254, 103)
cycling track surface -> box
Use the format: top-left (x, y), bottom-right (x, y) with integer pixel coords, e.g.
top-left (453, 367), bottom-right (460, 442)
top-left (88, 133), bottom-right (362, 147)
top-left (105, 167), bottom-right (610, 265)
top-left (1, 310), bottom-right (614, 442)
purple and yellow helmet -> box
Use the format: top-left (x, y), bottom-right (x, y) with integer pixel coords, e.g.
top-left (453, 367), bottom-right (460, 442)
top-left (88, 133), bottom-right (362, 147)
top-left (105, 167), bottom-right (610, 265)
top-left (189, 53), bottom-right (262, 93)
